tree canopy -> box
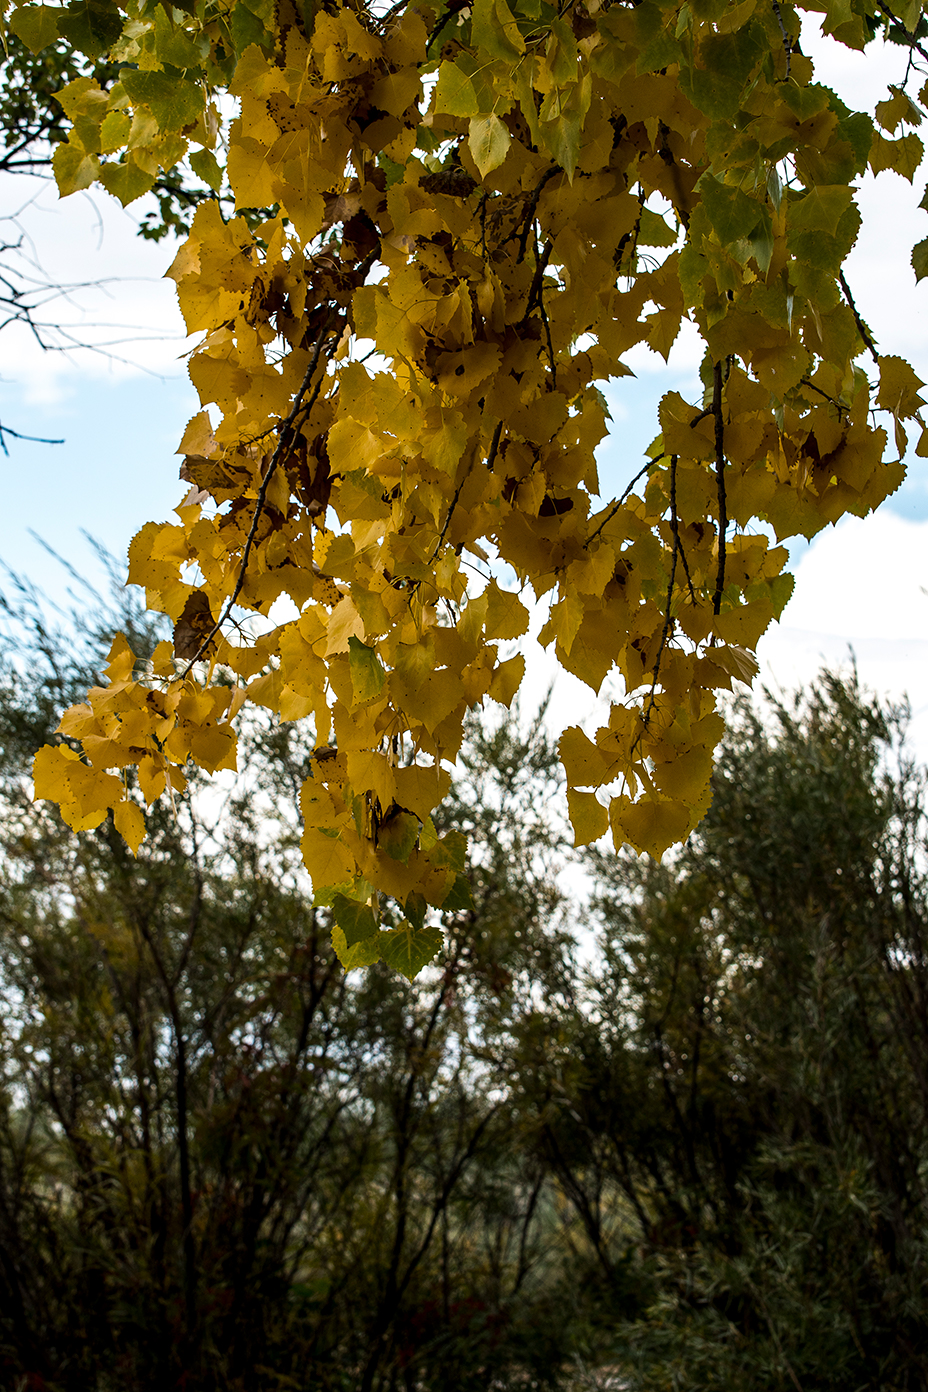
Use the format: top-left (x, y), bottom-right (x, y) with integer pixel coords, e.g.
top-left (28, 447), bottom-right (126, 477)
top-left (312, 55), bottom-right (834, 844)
top-left (10, 0), bottom-right (928, 973)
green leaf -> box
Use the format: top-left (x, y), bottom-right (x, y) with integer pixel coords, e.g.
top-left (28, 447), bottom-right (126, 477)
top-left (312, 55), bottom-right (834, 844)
top-left (429, 829), bottom-right (467, 873)
top-left (380, 921), bottom-right (443, 980)
top-left (543, 110), bottom-right (582, 183)
top-left (869, 129), bottom-right (924, 182)
top-left (119, 68), bottom-right (204, 131)
top-left (57, 1), bottom-right (122, 59)
top-left (405, 890), bottom-right (427, 930)
top-left (8, 4), bottom-right (60, 53)
top-left (471, 0), bottom-right (524, 62)
top-left (441, 872), bottom-right (475, 913)
top-left (468, 113), bottom-right (511, 180)
top-left (331, 924), bottom-right (383, 970)
top-left (52, 141), bottom-right (100, 196)
top-left (639, 207), bottom-right (678, 247)
top-left (189, 147), bottom-right (223, 192)
top-left (348, 636), bottom-right (386, 702)
top-left (788, 185), bottom-right (854, 235)
top-left (913, 237), bottom-right (928, 282)
top-left (698, 174), bottom-right (763, 245)
top-left (99, 159), bottom-right (155, 206)
top-left (432, 62), bottom-right (481, 118)
top-left (378, 808), bottom-right (419, 862)
top-left (332, 891), bottom-right (378, 946)
top-left (230, 0), bottom-right (267, 53)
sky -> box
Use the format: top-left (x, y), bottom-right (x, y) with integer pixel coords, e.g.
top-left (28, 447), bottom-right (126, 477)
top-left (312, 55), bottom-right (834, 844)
top-left (2, 20), bottom-right (928, 766)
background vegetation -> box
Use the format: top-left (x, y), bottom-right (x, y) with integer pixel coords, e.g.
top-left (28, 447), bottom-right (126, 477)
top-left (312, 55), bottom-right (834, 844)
top-left (1, 567), bottom-right (927, 1391)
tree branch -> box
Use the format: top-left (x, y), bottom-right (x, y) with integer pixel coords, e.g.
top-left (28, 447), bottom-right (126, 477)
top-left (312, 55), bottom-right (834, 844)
top-left (181, 319), bottom-right (335, 675)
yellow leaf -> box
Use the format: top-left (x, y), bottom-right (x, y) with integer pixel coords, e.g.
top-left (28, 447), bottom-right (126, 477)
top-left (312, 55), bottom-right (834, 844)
top-left (468, 114), bottom-right (511, 179)
top-left (610, 794), bottom-right (694, 860)
top-left (113, 799), bottom-right (146, 856)
top-left (559, 726), bottom-right (613, 787)
top-left (567, 788), bottom-right (609, 846)
top-left (301, 827), bottom-right (356, 889)
top-left (483, 580), bottom-right (530, 640)
top-left (326, 597), bottom-right (365, 655)
top-left (488, 653), bottom-right (525, 707)
top-left (393, 762), bottom-right (452, 821)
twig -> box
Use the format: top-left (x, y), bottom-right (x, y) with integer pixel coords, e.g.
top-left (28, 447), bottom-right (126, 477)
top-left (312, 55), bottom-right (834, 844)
top-left (521, 238), bottom-right (554, 321)
top-left (534, 234), bottom-right (557, 386)
top-left (181, 319), bottom-right (335, 675)
top-left (839, 268), bottom-right (880, 365)
top-left (586, 459), bottom-right (655, 548)
top-left (877, 0), bottom-right (928, 65)
top-left (712, 360), bottom-right (727, 615)
top-left (0, 423), bottom-right (63, 454)
top-left (429, 422), bottom-right (503, 562)
top-left (642, 455), bottom-right (681, 728)
top-left (516, 166), bottom-right (561, 263)
top-left (771, 0), bottom-right (792, 77)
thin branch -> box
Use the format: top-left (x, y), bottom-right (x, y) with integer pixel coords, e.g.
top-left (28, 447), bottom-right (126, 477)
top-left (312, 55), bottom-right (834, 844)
top-left (839, 267), bottom-right (880, 365)
top-left (586, 459), bottom-right (655, 548)
top-left (642, 455), bottom-right (681, 729)
top-left (430, 421), bottom-right (503, 562)
top-left (771, 0), bottom-right (792, 77)
top-left (711, 361), bottom-right (727, 615)
top-left (534, 233), bottom-right (557, 386)
top-left (521, 238), bottom-right (554, 322)
top-left (878, 0), bottom-right (928, 65)
top-left (516, 166), bottom-right (561, 262)
top-left (181, 320), bottom-right (335, 674)
top-left (0, 423), bottom-right (63, 454)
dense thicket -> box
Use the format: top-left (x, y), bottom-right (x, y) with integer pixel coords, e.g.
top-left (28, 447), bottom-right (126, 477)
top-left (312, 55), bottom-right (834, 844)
top-left (2, 580), bottom-right (928, 1389)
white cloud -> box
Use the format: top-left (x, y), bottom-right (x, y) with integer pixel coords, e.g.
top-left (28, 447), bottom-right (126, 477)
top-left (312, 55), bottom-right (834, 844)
top-left (0, 175), bottom-right (191, 404)
top-left (757, 512), bottom-right (928, 758)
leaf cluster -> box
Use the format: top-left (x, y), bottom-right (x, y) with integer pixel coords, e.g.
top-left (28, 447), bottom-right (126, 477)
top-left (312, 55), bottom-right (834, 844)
top-left (12, 0), bottom-right (928, 973)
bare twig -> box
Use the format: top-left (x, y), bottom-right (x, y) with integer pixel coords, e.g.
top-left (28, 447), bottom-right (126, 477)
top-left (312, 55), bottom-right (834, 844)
top-left (534, 234), bottom-right (557, 386)
top-left (0, 423), bottom-right (63, 453)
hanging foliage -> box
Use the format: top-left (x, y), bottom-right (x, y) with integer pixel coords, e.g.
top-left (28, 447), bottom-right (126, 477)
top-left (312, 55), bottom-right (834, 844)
top-left (10, 0), bottom-right (928, 974)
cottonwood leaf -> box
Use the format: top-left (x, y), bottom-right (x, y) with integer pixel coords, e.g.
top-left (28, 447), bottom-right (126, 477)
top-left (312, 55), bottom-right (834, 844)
top-left (567, 788), bottom-right (609, 846)
top-left (380, 921), bottom-right (443, 980)
top-left (468, 114), bottom-right (511, 179)
top-left (432, 62), bottom-right (481, 117)
top-left (119, 70), bottom-right (204, 131)
top-left (113, 800), bottom-right (146, 856)
top-left (9, 3), bottom-right (60, 52)
top-left (331, 925), bottom-right (383, 971)
top-left (912, 237), bottom-right (928, 281)
top-left (378, 808), bottom-right (419, 862)
top-left (348, 636), bottom-right (386, 702)
top-left (332, 892), bottom-right (378, 946)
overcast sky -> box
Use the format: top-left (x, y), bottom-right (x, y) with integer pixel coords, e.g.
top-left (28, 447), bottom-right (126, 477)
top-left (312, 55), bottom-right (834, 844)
top-left (1, 19), bottom-right (927, 762)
